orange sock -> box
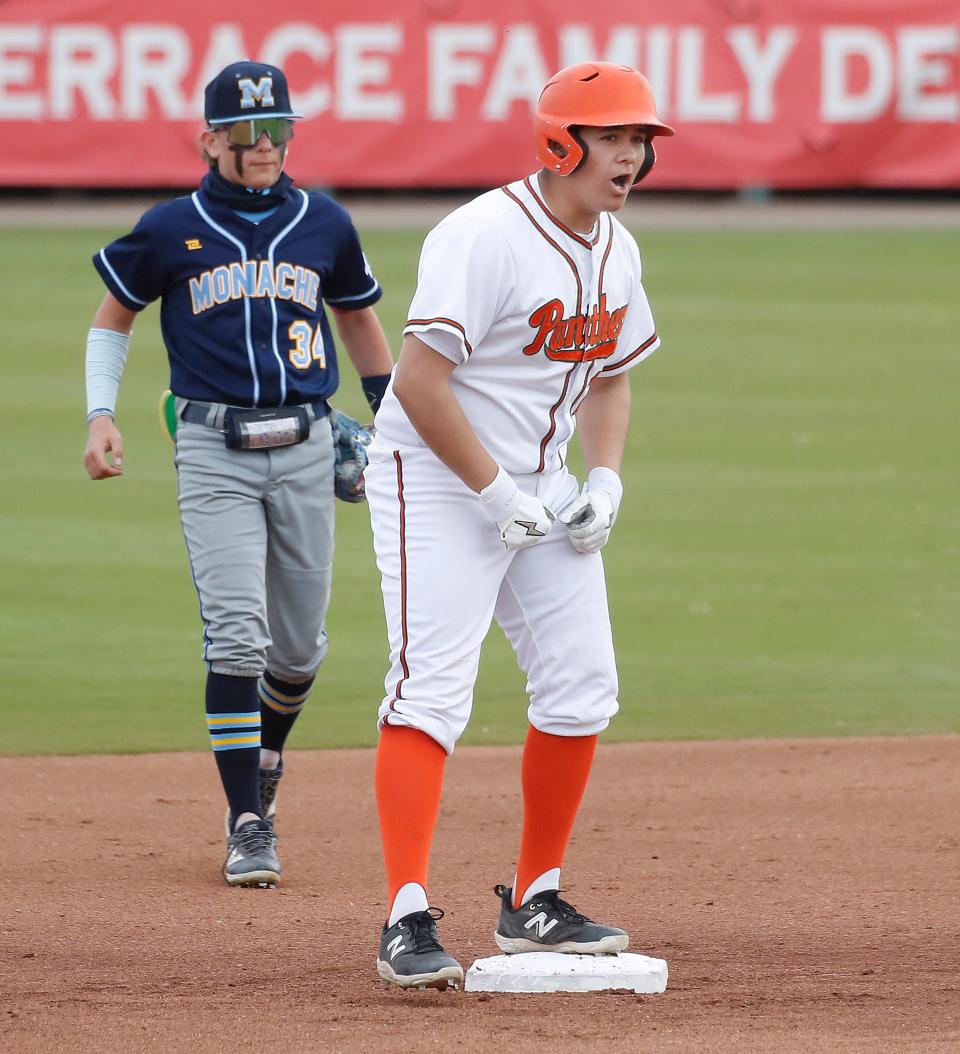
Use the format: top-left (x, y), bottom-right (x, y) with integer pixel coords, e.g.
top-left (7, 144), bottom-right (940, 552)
top-left (375, 723), bottom-right (447, 910)
top-left (513, 726), bottom-right (598, 909)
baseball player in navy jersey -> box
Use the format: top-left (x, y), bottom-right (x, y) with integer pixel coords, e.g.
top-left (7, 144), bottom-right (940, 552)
top-left (83, 61), bottom-right (394, 887)
top-left (365, 62), bottom-right (673, 988)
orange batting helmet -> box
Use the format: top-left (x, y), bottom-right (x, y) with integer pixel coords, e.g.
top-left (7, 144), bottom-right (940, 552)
top-left (535, 62), bottom-right (675, 184)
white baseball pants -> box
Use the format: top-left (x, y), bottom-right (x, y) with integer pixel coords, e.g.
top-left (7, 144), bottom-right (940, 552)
top-left (365, 439), bottom-right (619, 754)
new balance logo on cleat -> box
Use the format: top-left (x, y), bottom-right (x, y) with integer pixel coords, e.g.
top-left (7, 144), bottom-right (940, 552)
top-left (376, 908), bottom-right (464, 990)
top-left (524, 912), bottom-right (559, 938)
top-left (493, 884), bottom-right (629, 955)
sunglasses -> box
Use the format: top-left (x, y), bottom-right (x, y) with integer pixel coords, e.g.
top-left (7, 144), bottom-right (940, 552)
top-left (218, 117), bottom-right (295, 147)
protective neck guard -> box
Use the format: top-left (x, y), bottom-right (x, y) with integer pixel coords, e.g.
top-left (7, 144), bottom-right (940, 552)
top-left (200, 169), bottom-right (294, 213)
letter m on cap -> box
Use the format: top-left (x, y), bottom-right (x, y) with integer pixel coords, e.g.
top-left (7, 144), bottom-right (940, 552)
top-left (238, 76), bottom-right (275, 110)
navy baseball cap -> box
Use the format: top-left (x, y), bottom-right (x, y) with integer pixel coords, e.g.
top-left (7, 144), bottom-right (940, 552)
top-left (204, 61), bottom-right (303, 125)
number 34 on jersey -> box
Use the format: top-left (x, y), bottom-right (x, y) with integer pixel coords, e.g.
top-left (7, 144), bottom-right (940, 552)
top-left (288, 320), bottom-right (326, 370)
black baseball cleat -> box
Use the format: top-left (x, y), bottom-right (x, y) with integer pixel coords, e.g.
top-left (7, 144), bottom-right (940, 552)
top-left (376, 908), bottom-right (464, 990)
top-left (493, 884), bottom-right (629, 955)
top-left (222, 818), bottom-right (281, 887)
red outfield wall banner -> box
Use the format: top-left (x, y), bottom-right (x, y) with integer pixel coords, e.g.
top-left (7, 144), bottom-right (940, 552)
top-left (1, 0), bottom-right (958, 189)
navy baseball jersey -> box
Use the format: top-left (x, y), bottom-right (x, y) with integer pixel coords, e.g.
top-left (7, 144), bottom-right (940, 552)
top-left (93, 177), bottom-right (381, 407)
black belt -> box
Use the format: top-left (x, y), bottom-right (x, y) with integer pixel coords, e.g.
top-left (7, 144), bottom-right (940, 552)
top-left (181, 399), bottom-right (329, 428)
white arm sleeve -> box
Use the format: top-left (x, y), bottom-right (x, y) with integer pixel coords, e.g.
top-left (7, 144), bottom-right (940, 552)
top-left (85, 328), bottom-right (130, 422)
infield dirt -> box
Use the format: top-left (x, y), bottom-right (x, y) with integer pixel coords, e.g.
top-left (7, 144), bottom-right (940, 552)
top-left (4, 736), bottom-right (959, 1053)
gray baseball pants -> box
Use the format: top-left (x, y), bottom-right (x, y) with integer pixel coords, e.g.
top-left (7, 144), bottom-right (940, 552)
top-left (174, 401), bottom-right (335, 680)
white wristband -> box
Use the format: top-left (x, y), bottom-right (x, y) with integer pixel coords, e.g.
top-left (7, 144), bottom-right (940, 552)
top-left (586, 467), bottom-right (623, 515)
top-left (478, 465), bottom-right (519, 524)
top-left (85, 327), bottom-right (130, 422)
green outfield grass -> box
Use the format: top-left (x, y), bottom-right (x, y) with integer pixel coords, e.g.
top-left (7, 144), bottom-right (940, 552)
top-left (1, 221), bottom-right (957, 756)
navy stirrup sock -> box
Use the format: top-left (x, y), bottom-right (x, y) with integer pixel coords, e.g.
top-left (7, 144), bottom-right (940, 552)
top-left (206, 672), bottom-right (262, 822)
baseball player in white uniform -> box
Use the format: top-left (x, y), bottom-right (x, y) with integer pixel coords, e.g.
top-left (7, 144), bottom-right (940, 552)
top-left (366, 62), bottom-right (674, 989)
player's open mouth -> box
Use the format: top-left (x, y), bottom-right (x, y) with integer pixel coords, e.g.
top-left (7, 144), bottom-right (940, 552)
top-left (611, 174), bottom-right (631, 192)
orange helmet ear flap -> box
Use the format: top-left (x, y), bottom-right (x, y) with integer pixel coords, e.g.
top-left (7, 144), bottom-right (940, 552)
top-left (535, 118), bottom-right (584, 176)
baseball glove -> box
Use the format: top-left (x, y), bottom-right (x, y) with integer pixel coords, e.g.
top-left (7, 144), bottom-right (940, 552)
top-left (330, 408), bottom-right (374, 503)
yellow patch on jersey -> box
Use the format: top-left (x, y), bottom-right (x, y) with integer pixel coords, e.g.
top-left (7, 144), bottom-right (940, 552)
top-left (185, 238), bottom-right (202, 251)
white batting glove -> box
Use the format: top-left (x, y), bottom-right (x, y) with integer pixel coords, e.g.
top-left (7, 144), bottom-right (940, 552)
top-left (479, 466), bottom-right (555, 551)
top-left (559, 467), bottom-right (623, 554)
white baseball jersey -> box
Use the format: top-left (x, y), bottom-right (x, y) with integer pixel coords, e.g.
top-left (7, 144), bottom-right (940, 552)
top-left (374, 171), bottom-right (660, 474)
